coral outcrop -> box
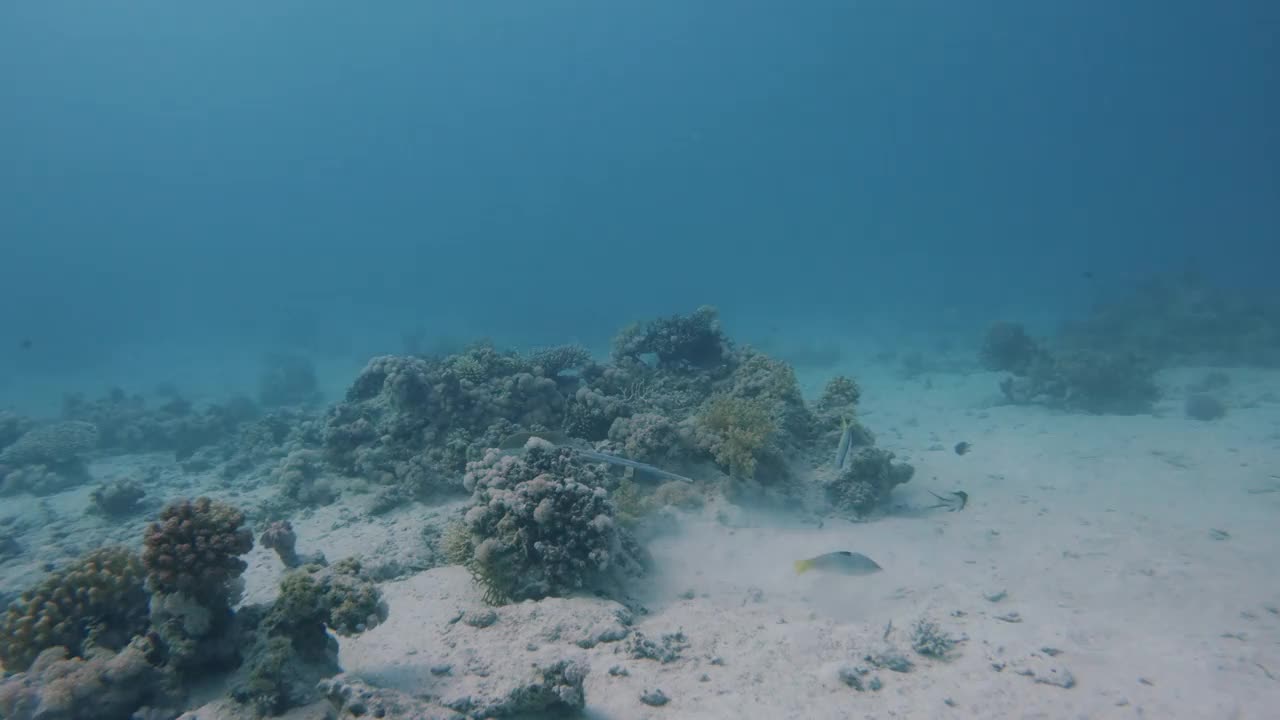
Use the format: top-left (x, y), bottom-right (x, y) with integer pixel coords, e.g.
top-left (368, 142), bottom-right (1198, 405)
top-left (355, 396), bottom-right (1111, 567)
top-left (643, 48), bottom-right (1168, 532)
top-left (456, 441), bottom-right (647, 603)
top-left (0, 421), bottom-right (98, 496)
top-left (825, 448), bottom-right (916, 519)
top-left (143, 497), bottom-right (255, 604)
top-left (0, 547), bottom-right (148, 672)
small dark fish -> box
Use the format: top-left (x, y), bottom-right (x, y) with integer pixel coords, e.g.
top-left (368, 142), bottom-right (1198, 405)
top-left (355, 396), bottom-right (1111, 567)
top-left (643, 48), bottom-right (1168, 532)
top-left (927, 490), bottom-right (968, 512)
top-left (794, 550), bottom-right (883, 576)
top-left (953, 441), bottom-right (971, 456)
top-left (19, 338), bottom-right (32, 350)
top-left (1082, 271), bottom-right (1094, 280)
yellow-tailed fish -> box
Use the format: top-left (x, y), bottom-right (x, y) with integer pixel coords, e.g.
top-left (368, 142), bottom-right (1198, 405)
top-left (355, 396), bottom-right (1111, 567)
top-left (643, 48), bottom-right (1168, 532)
top-left (794, 551), bottom-right (883, 576)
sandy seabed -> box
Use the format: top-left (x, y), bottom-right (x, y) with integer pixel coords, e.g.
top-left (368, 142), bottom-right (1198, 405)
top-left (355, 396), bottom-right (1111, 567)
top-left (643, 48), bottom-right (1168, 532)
top-left (6, 364), bottom-right (1279, 719)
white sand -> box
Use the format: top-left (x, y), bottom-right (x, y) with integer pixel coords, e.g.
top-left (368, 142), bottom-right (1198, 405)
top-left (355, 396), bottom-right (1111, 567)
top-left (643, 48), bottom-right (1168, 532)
top-left (259, 365), bottom-right (1278, 719)
top-left (6, 364), bottom-right (1278, 718)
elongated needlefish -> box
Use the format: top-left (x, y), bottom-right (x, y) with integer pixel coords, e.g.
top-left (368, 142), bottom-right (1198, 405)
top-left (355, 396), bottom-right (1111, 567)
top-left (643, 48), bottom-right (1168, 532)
top-left (499, 431), bottom-right (694, 483)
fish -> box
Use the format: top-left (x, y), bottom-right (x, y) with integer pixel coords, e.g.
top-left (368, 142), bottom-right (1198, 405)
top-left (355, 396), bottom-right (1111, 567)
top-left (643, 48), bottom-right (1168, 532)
top-left (953, 441), bottom-right (971, 456)
top-left (926, 490), bottom-right (968, 512)
top-left (834, 416), bottom-right (854, 469)
top-left (19, 338), bottom-right (31, 350)
top-left (497, 431), bottom-right (694, 483)
top-left (575, 449), bottom-right (695, 484)
top-left (793, 551), bottom-right (883, 576)
top-left (497, 430), bottom-right (572, 450)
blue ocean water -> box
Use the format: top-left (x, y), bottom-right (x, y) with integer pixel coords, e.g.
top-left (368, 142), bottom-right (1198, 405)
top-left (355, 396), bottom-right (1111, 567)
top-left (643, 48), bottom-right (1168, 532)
top-left (2, 1), bottom-right (1275, 409)
top-left (2, 5), bottom-right (1280, 717)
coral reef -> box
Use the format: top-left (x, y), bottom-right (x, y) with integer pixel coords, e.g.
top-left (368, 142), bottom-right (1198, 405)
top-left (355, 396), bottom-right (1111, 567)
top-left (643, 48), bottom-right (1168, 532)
top-left (607, 411), bottom-right (684, 464)
top-left (232, 559), bottom-right (386, 715)
top-left (0, 547), bottom-right (149, 672)
top-left (526, 344), bottom-right (593, 378)
top-left (143, 497), bottom-right (255, 605)
top-left (611, 305), bottom-right (732, 370)
top-left (322, 350), bottom-right (565, 499)
top-left (980, 321), bottom-right (1044, 375)
top-left (691, 395), bottom-right (775, 479)
top-left (260, 520), bottom-right (301, 568)
top-left (320, 674), bottom-right (463, 719)
top-left (982, 323), bottom-right (1161, 415)
top-left (0, 640), bottom-right (169, 720)
top-left (89, 477), bottom-right (147, 517)
top-left (456, 441), bottom-right (647, 603)
top-left (1061, 271), bottom-right (1280, 367)
top-left (62, 388), bottom-right (259, 460)
top-left (142, 498), bottom-right (255, 682)
top-left (0, 421), bottom-right (98, 496)
top-left (824, 448), bottom-right (915, 518)
top-left (271, 448), bottom-right (335, 507)
top-left (0, 496), bottom-right (380, 719)
top-left (0, 420), bottom-right (98, 467)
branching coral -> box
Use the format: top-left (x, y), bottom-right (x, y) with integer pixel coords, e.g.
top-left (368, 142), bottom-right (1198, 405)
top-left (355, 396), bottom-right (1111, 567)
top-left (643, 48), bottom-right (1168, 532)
top-left (824, 447), bottom-right (915, 518)
top-left (979, 321), bottom-right (1043, 375)
top-left (910, 617), bottom-right (958, 659)
top-left (323, 352), bottom-right (563, 497)
top-left (724, 350), bottom-right (813, 445)
top-left (693, 395), bottom-right (775, 479)
top-left (457, 442), bottom-right (646, 603)
top-left (607, 412), bottom-right (684, 464)
top-left (998, 347), bottom-right (1160, 415)
top-left (526, 344), bottom-right (593, 378)
top-left (261, 520), bottom-right (301, 568)
top-left (61, 388), bottom-right (257, 459)
top-left (272, 448), bottom-right (335, 507)
top-left (814, 375), bottom-right (861, 419)
top-left (611, 305), bottom-right (731, 370)
top-left (982, 318), bottom-right (1161, 416)
top-left (234, 559), bottom-right (388, 715)
top-left (88, 478), bottom-right (146, 517)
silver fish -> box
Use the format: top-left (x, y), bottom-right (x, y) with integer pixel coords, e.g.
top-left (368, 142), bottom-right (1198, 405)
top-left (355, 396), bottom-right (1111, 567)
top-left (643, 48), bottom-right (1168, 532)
top-left (575, 449), bottom-right (695, 484)
top-left (498, 432), bottom-right (694, 483)
top-left (834, 417), bottom-right (854, 469)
